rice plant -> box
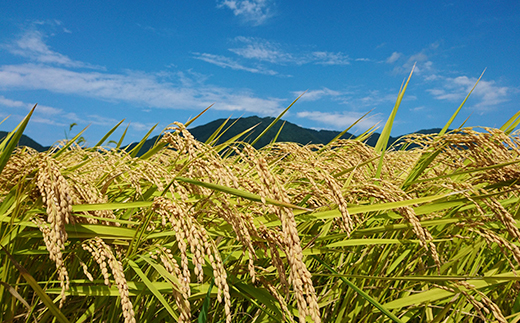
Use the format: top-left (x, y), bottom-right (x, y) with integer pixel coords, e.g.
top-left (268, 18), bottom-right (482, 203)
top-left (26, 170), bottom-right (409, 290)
top-left (2, 71), bottom-right (520, 322)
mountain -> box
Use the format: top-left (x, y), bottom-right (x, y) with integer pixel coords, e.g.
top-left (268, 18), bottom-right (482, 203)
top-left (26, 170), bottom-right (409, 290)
top-left (0, 117), bottom-right (447, 155)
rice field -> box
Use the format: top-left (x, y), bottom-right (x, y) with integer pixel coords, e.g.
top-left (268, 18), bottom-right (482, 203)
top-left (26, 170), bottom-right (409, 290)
top-left (2, 72), bottom-right (520, 322)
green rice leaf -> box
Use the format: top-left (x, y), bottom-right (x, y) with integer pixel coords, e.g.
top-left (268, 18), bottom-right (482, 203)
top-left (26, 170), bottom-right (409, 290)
top-left (0, 104), bottom-right (35, 175)
top-left (319, 109), bottom-right (372, 152)
top-left (1, 246), bottom-right (70, 323)
top-left (116, 122), bottom-right (130, 150)
top-left (204, 116), bottom-right (230, 145)
top-left (127, 124), bottom-right (158, 157)
top-left (185, 104), bottom-right (212, 128)
top-left (93, 119), bottom-right (125, 148)
top-left (312, 255), bottom-right (403, 323)
top-left (250, 91), bottom-right (305, 147)
top-left (374, 65), bottom-right (415, 154)
top-left (175, 176), bottom-right (312, 211)
top-left (439, 69), bottom-right (485, 136)
top-left (197, 279), bottom-right (214, 323)
top-left (374, 64), bottom-right (415, 178)
top-left (128, 259), bottom-right (180, 321)
top-left (52, 124), bottom-right (89, 158)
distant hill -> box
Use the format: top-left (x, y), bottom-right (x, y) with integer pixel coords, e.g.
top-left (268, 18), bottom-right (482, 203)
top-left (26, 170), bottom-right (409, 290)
top-left (1, 117), bottom-right (446, 155)
top-left (123, 116), bottom-right (445, 156)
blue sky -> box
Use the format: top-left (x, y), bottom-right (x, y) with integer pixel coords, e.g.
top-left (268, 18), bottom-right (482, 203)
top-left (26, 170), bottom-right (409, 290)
top-left (0, 1), bottom-right (519, 146)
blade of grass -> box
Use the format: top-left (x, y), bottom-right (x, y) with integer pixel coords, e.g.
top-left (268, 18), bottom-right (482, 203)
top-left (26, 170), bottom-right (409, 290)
top-left (374, 64), bottom-right (415, 178)
top-left (204, 116), bottom-right (230, 145)
top-left (53, 124), bottom-right (90, 158)
top-left (374, 65), bottom-right (415, 154)
top-left (505, 113), bottom-right (520, 135)
top-left (197, 279), bottom-right (214, 323)
top-left (382, 272), bottom-right (514, 309)
top-left (500, 110), bottom-right (520, 132)
top-left (262, 191), bottom-right (461, 227)
top-left (250, 91), bottom-right (305, 147)
top-left (319, 109), bottom-right (373, 153)
top-left (1, 245), bottom-right (70, 323)
top-left (185, 104), bottom-right (212, 128)
top-left (438, 68), bottom-right (485, 136)
top-left (0, 115), bottom-right (9, 126)
top-left (271, 120), bottom-right (286, 145)
top-left (213, 123), bottom-right (260, 153)
top-left (0, 105), bottom-right (36, 175)
top-left (175, 176), bottom-right (312, 211)
top-left (128, 124), bottom-right (158, 157)
top-left (116, 123), bottom-right (130, 150)
top-left (139, 141), bottom-right (169, 160)
top-left (93, 119), bottom-right (125, 148)
top-left (311, 255), bottom-right (403, 323)
top-left (127, 259), bottom-right (180, 321)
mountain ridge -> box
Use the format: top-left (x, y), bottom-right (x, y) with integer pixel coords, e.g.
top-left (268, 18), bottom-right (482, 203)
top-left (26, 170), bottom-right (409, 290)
top-left (1, 116), bottom-right (445, 154)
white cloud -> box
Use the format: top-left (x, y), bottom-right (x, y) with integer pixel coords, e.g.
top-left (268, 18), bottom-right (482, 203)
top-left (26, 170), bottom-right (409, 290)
top-left (424, 74), bottom-right (440, 81)
top-left (0, 95), bottom-right (71, 126)
top-left (0, 63), bottom-right (284, 115)
top-left (85, 114), bottom-right (155, 131)
top-left (0, 95), bottom-right (61, 115)
top-left (297, 110), bottom-right (381, 130)
top-left (0, 96), bottom-right (27, 108)
top-left (397, 52), bottom-right (433, 75)
top-left (389, 42), bottom-right (442, 76)
top-left (427, 76), bottom-right (510, 110)
top-left (217, 0), bottom-right (274, 26)
top-left (3, 30), bottom-right (104, 70)
top-left (386, 52), bottom-right (402, 64)
top-left (0, 31), bottom-right (285, 115)
top-left (0, 95), bottom-right (178, 130)
top-left (229, 36), bottom-right (292, 64)
top-left (192, 52), bottom-right (278, 75)
top-left (192, 37), bottom-right (357, 74)
top-left (291, 88), bottom-right (344, 102)
top-left (311, 52), bottom-right (350, 65)
top-left (410, 106), bottom-right (426, 112)
top-left (226, 37), bottom-right (351, 66)
top-left (358, 90), bottom-right (398, 107)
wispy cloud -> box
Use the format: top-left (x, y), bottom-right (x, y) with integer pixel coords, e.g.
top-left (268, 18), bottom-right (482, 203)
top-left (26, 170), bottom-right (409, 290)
top-left (386, 52), bottom-right (402, 64)
top-left (0, 29), bottom-right (286, 118)
top-left (296, 110), bottom-right (381, 130)
top-left (0, 95), bottom-right (69, 126)
top-left (427, 76), bottom-right (510, 111)
top-left (291, 88), bottom-right (344, 101)
top-left (198, 36), bottom-right (352, 72)
top-left (0, 95), bottom-right (170, 131)
top-left (387, 42), bottom-right (441, 76)
top-left (217, 0), bottom-right (275, 26)
top-left (0, 63), bottom-right (284, 115)
top-left (357, 90), bottom-right (400, 107)
top-left (3, 29), bottom-right (104, 70)
top-left (409, 106), bottom-right (426, 112)
top-left (192, 52), bottom-right (278, 75)
top-left (229, 36), bottom-right (292, 63)
top-left (0, 95), bottom-right (62, 115)
top-left (233, 37), bottom-right (351, 65)
top-left (311, 51), bottom-right (350, 65)
top-left (291, 87), bottom-right (402, 111)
